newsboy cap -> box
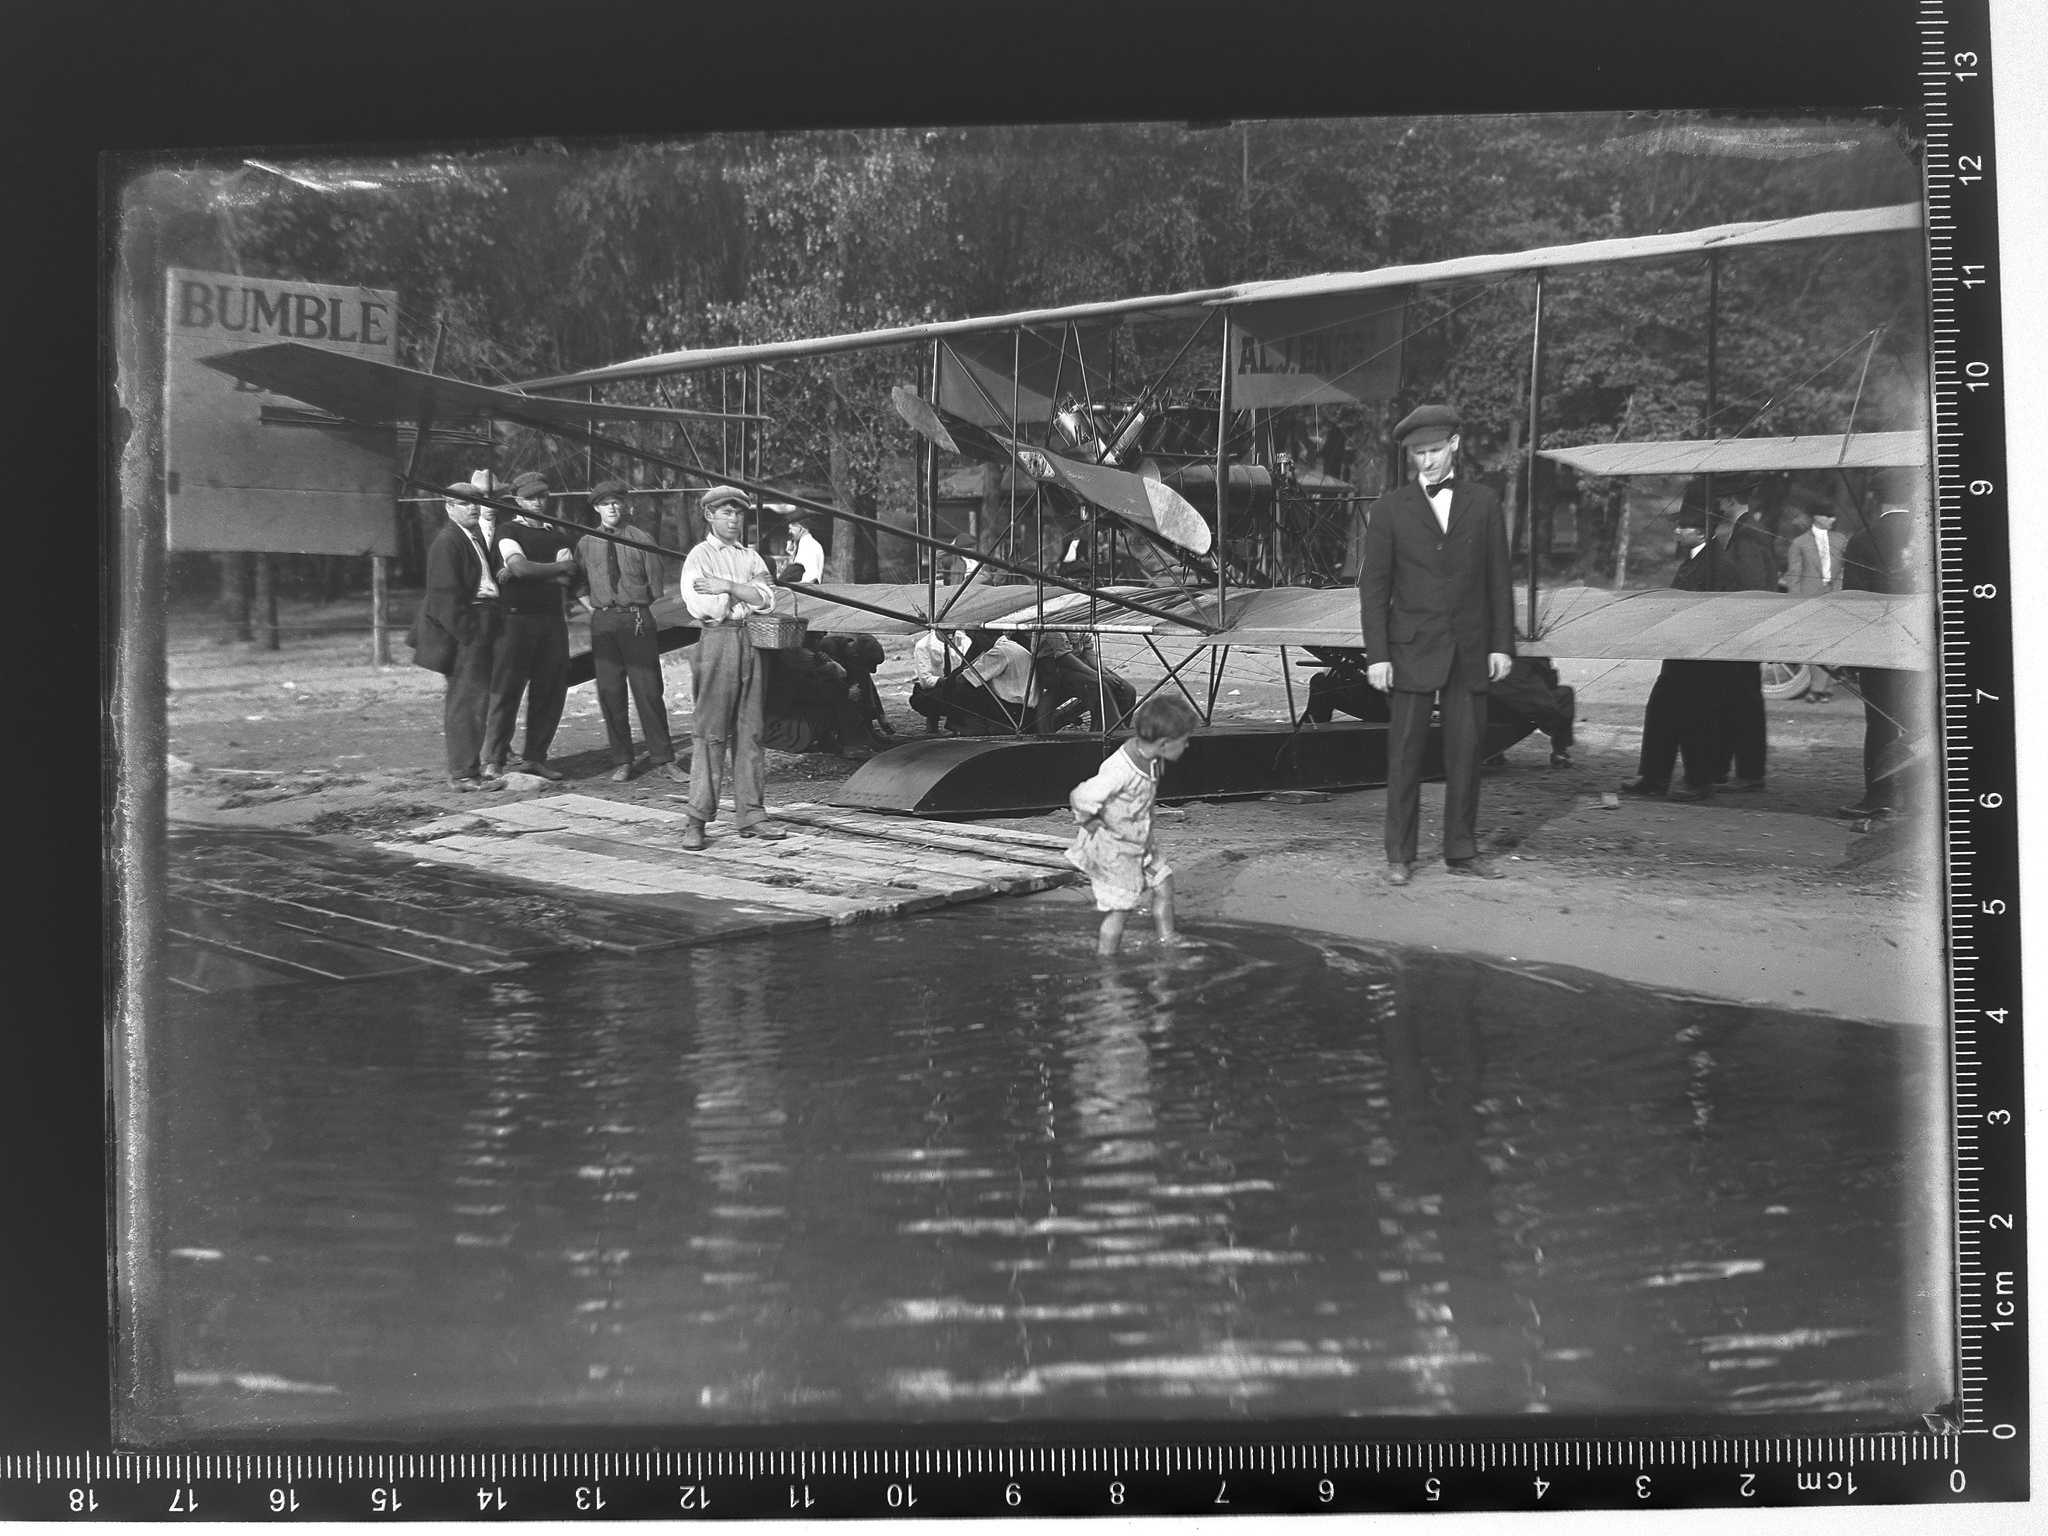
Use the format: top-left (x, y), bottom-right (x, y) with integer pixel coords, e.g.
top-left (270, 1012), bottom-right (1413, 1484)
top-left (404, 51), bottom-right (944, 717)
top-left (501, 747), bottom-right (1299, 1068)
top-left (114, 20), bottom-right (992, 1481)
top-left (1392, 405), bottom-right (1461, 447)
top-left (589, 479), bottom-right (629, 503)
top-left (509, 471), bottom-right (550, 498)
top-left (701, 485), bottom-right (753, 513)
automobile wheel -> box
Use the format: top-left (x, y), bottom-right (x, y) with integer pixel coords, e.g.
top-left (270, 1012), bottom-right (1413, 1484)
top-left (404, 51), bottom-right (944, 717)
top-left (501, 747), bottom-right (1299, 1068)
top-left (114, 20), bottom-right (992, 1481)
top-left (1760, 661), bottom-right (1812, 700)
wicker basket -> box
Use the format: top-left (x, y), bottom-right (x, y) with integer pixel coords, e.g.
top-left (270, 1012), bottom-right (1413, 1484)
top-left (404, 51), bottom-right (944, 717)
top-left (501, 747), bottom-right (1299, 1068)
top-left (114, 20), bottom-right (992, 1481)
top-left (745, 612), bottom-right (808, 650)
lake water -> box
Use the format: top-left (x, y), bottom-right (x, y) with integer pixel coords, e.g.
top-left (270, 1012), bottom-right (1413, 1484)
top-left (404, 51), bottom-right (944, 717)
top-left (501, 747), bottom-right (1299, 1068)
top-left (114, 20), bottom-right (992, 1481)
top-left (146, 900), bottom-right (1949, 1435)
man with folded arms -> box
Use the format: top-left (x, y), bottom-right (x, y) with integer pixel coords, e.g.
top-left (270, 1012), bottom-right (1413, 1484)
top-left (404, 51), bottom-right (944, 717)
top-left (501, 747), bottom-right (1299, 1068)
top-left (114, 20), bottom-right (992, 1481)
top-left (482, 471), bottom-right (575, 781)
top-left (678, 485), bottom-right (786, 848)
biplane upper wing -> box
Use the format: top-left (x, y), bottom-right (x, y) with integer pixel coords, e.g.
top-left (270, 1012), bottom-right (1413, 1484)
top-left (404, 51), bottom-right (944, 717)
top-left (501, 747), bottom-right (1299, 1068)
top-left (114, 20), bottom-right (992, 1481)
top-left (523, 204), bottom-right (1920, 390)
top-left (199, 341), bottom-right (760, 429)
top-left (1539, 431), bottom-right (1928, 477)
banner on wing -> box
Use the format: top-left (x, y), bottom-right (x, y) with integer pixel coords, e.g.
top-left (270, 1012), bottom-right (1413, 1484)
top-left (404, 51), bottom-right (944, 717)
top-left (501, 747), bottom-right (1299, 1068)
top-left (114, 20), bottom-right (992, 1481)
top-left (1227, 289), bottom-right (1410, 409)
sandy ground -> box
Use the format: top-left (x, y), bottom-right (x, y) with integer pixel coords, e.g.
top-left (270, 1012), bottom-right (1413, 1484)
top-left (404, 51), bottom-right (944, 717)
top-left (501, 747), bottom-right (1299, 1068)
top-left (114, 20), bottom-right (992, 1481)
top-left (156, 594), bottom-right (1944, 1025)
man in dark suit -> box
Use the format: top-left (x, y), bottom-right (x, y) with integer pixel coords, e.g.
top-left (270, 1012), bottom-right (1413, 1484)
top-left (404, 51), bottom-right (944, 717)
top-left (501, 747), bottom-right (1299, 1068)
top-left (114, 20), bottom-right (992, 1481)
top-left (1618, 519), bottom-right (1723, 801)
top-left (1704, 481), bottom-right (1778, 791)
top-left (1838, 501), bottom-right (1932, 818)
top-left (1357, 404), bottom-right (1516, 885)
top-left (412, 478), bottom-right (508, 792)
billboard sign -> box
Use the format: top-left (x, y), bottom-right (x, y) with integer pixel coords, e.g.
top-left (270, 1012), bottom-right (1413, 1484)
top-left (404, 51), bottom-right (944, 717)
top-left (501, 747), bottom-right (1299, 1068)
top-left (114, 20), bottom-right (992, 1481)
top-left (164, 269), bottom-right (401, 555)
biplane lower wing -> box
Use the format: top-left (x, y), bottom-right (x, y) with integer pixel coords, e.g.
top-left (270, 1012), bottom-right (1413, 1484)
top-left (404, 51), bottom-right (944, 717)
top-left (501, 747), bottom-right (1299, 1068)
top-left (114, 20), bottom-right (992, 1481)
top-left (1539, 431), bottom-right (1928, 477)
top-left (199, 341), bottom-right (758, 430)
top-left (737, 582), bottom-right (1932, 670)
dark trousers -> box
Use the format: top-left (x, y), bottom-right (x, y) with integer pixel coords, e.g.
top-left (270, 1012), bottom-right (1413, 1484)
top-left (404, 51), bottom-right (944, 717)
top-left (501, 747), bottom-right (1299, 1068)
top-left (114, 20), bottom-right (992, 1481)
top-left (1707, 660), bottom-right (1767, 782)
top-left (910, 677), bottom-right (1007, 734)
top-left (1856, 667), bottom-right (1931, 807)
top-left (483, 611), bottom-right (569, 767)
top-left (1386, 685), bottom-right (1490, 865)
top-left (1487, 661), bottom-right (1574, 750)
top-left (1636, 660), bottom-right (1721, 789)
top-left (442, 605), bottom-right (503, 778)
top-left (589, 605), bottom-right (674, 766)
top-left (687, 624), bottom-right (765, 825)
top-left (1035, 663), bottom-right (1137, 733)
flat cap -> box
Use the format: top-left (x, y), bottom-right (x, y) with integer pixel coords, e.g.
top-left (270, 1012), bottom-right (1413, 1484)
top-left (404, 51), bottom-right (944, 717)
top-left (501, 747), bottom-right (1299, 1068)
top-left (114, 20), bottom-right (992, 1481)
top-left (589, 479), bottom-right (629, 502)
top-left (701, 485), bottom-right (753, 513)
top-left (509, 471), bottom-right (550, 497)
top-left (444, 480), bottom-right (483, 498)
top-left (1393, 404), bottom-right (1461, 446)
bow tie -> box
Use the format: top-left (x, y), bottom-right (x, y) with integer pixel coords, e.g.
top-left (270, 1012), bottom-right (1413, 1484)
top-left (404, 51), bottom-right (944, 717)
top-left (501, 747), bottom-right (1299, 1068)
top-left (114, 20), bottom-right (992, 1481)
top-left (1424, 478), bottom-right (1454, 497)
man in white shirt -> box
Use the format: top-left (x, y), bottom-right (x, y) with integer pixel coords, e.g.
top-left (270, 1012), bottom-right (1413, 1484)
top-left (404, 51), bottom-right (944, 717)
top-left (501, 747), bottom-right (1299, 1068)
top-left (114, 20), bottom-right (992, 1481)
top-left (679, 485), bottom-right (785, 847)
top-left (908, 628), bottom-right (1034, 734)
top-left (775, 508), bottom-right (825, 584)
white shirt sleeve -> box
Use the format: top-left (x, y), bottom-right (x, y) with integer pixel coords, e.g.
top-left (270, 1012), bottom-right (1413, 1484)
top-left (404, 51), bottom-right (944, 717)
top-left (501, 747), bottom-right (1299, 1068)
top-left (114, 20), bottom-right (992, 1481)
top-left (679, 544), bottom-right (727, 623)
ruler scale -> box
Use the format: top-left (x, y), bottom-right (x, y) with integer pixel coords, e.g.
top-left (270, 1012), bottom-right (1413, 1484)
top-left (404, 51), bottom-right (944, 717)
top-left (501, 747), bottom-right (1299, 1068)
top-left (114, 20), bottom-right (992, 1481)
top-left (36, 0), bottom-right (2029, 1521)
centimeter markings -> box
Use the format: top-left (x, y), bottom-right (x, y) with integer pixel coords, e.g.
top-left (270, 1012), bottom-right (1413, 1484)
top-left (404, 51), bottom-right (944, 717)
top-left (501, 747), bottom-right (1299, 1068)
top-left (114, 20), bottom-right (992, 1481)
top-left (1924, 0), bottom-right (2021, 1459)
top-left (1, 1439), bottom-right (1964, 1485)
top-left (1920, 0), bottom-right (1977, 1430)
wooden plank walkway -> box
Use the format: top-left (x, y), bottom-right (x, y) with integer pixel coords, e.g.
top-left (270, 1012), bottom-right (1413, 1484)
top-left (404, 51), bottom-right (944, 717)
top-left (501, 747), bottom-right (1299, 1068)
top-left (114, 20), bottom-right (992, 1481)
top-left (379, 795), bottom-right (1076, 934)
top-left (161, 799), bottom-right (1076, 993)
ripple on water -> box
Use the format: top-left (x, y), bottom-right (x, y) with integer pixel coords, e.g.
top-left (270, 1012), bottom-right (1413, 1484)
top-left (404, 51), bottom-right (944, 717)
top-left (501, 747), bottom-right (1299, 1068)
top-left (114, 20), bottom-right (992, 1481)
top-left (153, 899), bottom-right (1945, 1432)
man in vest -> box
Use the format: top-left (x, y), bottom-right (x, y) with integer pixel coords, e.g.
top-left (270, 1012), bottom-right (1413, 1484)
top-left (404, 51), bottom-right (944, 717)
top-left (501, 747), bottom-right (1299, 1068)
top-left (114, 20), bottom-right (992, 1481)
top-left (481, 471), bottom-right (575, 780)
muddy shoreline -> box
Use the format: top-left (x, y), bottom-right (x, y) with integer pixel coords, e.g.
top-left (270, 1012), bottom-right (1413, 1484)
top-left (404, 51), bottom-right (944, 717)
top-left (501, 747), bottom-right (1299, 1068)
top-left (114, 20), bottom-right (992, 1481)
top-left (156, 597), bottom-right (1943, 1026)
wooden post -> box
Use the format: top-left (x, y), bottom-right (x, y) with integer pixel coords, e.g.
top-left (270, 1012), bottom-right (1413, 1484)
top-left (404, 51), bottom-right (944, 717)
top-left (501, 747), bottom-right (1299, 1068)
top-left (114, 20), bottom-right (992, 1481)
top-left (371, 555), bottom-right (390, 664)
top-left (254, 552), bottom-right (279, 650)
top-left (1524, 271), bottom-right (1546, 642)
top-left (1703, 254), bottom-right (1720, 553)
top-left (1215, 312), bottom-right (1231, 608)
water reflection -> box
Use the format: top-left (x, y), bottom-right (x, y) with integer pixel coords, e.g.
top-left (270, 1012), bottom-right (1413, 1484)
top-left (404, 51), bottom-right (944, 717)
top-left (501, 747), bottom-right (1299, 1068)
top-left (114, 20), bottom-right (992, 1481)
top-left (151, 901), bottom-right (1944, 1434)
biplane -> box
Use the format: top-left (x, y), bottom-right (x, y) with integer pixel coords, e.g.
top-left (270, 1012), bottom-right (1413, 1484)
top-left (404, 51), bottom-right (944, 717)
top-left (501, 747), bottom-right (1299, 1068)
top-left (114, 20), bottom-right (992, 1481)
top-left (201, 200), bottom-right (1934, 816)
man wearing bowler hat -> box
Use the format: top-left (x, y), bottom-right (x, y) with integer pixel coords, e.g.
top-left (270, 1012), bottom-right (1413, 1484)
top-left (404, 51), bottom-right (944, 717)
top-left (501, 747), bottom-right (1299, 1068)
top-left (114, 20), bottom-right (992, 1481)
top-left (412, 476), bottom-right (508, 792)
top-left (578, 480), bottom-right (685, 784)
top-left (1357, 404), bottom-right (1515, 885)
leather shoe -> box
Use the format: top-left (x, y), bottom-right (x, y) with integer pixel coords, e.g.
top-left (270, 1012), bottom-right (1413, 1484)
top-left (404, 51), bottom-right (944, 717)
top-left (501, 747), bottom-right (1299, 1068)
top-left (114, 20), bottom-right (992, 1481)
top-left (518, 759), bottom-right (566, 782)
top-left (679, 819), bottom-right (707, 851)
top-left (479, 762), bottom-right (505, 782)
top-left (1836, 800), bottom-right (1894, 820)
top-left (1729, 777), bottom-right (1767, 792)
top-left (1445, 856), bottom-right (1506, 880)
top-left (448, 774), bottom-right (486, 793)
top-left (609, 763), bottom-right (635, 783)
top-left (740, 822), bottom-right (788, 841)
top-left (1384, 862), bottom-right (1412, 887)
top-left (1665, 782), bottom-right (1714, 802)
top-left (1617, 778), bottom-right (1667, 798)
top-left (659, 760), bottom-right (689, 783)
top-left (1548, 749), bottom-right (1571, 768)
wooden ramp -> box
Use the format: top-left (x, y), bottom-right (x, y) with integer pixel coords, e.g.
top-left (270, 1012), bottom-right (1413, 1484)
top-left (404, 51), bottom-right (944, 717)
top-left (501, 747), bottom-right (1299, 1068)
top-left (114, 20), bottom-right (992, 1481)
top-left (161, 805), bottom-right (1076, 994)
top-left (377, 794), bottom-right (1077, 939)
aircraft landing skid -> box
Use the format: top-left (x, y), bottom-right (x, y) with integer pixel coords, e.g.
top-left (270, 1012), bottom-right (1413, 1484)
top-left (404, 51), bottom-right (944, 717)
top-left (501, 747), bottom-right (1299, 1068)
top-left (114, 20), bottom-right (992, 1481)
top-left (827, 720), bottom-right (1539, 819)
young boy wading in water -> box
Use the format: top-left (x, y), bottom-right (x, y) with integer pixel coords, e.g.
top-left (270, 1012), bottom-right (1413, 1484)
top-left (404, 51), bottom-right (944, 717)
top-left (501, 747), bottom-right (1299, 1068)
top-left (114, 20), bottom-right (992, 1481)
top-left (1066, 694), bottom-right (1201, 956)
